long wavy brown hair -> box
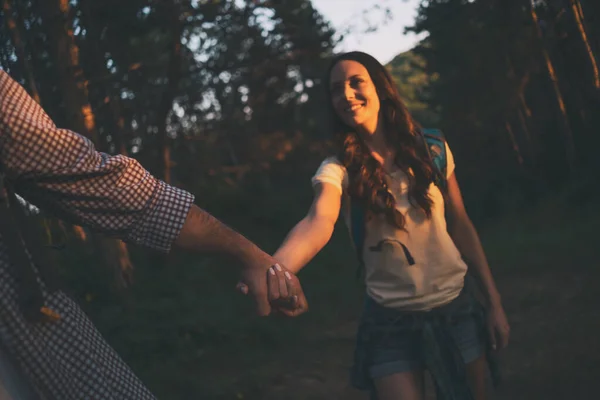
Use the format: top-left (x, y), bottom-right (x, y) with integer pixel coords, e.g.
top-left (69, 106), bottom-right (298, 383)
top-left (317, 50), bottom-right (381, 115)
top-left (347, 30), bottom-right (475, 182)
top-left (326, 51), bottom-right (436, 229)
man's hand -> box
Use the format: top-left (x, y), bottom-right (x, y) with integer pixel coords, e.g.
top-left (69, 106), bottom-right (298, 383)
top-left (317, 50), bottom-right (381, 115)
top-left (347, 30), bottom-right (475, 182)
top-left (237, 256), bottom-right (278, 316)
top-left (174, 205), bottom-right (306, 316)
top-left (236, 263), bottom-right (309, 317)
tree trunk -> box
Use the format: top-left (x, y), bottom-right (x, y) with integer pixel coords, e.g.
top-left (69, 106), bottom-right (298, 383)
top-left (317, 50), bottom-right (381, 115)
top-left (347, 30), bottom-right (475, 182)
top-left (110, 96), bottom-right (129, 156)
top-left (517, 107), bottom-right (533, 149)
top-left (505, 120), bottom-right (524, 166)
top-left (530, 1), bottom-right (577, 173)
top-left (41, 0), bottom-right (98, 143)
top-left (4, 0), bottom-right (75, 248)
top-left (71, 225), bottom-right (87, 242)
top-left (570, 0), bottom-right (600, 88)
top-left (92, 235), bottom-right (134, 288)
top-left (79, 0), bottom-right (130, 156)
top-left (505, 53), bottom-right (535, 159)
top-left (519, 92), bottom-right (532, 118)
top-left (3, 0), bottom-right (41, 103)
top-left (156, 4), bottom-right (185, 184)
top-left (43, 0), bottom-right (134, 288)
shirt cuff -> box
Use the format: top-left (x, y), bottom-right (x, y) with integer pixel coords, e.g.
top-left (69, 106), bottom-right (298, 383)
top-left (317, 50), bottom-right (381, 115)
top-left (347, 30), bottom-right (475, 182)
top-left (128, 181), bottom-right (195, 253)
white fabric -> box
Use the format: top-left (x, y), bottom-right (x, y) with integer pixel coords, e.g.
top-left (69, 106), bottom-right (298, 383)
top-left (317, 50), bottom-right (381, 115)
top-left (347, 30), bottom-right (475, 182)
top-left (312, 143), bottom-right (467, 311)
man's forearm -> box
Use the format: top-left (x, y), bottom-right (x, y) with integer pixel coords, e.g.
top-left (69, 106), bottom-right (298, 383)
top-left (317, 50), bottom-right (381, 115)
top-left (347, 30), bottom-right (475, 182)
top-left (174, 204), bottom-right (270, 266)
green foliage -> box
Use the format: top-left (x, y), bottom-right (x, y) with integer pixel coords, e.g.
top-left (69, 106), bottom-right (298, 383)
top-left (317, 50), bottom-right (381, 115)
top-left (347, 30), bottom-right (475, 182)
top-left (386, 49), bottom-right (440, 127)
top-left (406, 0), bottom-right (600, 220)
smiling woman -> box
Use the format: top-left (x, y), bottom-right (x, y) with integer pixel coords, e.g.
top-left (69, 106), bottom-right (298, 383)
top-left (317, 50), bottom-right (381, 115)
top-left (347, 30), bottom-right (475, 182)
top-left (266, 51), bottom-right (509, 400)
top-left (327, 52), bottom-right (437, 231)
top-left (329, 61), bottom-right (381, 134)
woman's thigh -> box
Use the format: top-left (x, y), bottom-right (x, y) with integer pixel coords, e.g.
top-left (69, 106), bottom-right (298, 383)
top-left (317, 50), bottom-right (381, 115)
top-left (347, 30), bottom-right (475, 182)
top-left (465, 355), bottom-right (488, 400)
top-left (374, 369), bottom-right (425, 400)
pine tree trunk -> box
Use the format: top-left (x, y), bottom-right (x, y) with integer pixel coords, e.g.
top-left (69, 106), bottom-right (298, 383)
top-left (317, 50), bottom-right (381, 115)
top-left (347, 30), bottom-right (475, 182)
top-left (519, 92), bottom-right (532, 118)
top-left (517, 107), bottom-right (533, 149)
top-left (3, 0), bottom-right (41, 103)
top-left (42, 0), bottom-right (98, 143)
top-left (505, 120), bottom-right (524, 166)
top-left (570, 0), bottom-right (600, 88)
top-left (79, 0), bottom-right (129, 156)
top-left (156, 4), bottom-right (185, 184)
top-left (110, 95), bottom-right (129, 156)
top-left (530, 1), bottom-right (577, 173)
top-left (43, 0), bottom-right (134, 288)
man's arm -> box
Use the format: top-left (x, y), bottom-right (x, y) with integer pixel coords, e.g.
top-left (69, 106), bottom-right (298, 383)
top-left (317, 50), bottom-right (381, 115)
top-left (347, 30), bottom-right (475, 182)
top-left (175, 204), bottom-right (289, 315)
top-left (0, 69), bottom-right (190, 251)
top-left (175, 204), bottom-right (267, 259)
top-left (0, 70), bottom-right (304, 316)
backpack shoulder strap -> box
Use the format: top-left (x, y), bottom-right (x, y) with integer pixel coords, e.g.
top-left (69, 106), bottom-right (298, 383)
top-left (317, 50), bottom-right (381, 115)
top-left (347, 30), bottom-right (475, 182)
top-left (349, 198), bottom-right (366, 268)
top-left (421, 128), bottom-right (448, 191)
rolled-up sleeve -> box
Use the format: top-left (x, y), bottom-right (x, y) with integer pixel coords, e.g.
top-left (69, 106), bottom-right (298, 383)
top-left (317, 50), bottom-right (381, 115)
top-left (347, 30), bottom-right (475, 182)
top-left (0, 70), bottom-right (194, 253)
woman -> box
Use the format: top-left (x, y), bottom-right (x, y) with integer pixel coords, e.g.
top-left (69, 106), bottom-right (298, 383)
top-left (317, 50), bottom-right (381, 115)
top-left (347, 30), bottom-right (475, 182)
top-left (270, 51), bottom-right (510, 399)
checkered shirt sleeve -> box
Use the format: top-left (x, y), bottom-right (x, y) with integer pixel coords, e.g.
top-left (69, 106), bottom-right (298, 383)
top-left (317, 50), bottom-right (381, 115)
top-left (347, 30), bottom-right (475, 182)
top-left (0, 70), bottom-right (194, 253)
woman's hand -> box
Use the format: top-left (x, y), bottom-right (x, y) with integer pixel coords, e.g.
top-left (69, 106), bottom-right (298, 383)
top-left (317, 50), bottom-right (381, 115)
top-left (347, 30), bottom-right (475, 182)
top-left (487, 302), bottom-right (510, 351)
top-left (236, 264), bottom-right (309, 317)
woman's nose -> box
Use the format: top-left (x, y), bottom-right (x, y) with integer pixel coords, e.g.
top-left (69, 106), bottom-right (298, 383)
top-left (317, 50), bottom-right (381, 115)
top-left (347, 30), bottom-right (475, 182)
top-left (343, 84), bottom-right (355, 100)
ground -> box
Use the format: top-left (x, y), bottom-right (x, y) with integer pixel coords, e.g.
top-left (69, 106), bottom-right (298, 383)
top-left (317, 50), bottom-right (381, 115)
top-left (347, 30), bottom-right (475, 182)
top-left (88, 188), bottom-right (600, 400)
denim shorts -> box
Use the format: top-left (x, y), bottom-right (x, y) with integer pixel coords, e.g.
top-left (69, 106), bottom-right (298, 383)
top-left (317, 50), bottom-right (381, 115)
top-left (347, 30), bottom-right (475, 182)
top-left (350, 290), bottom-right (486, 390)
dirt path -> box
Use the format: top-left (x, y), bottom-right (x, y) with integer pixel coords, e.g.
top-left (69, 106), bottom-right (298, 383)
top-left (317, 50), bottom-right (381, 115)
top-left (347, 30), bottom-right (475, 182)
top-left (257, 260), bottom-right (600, 400)
top-left (135, 200), bottom-right (599, 400)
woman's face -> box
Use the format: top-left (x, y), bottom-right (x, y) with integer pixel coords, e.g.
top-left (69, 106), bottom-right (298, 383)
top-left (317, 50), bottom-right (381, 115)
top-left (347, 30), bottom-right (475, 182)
top-left (329, 60), bottom-right (381, 132)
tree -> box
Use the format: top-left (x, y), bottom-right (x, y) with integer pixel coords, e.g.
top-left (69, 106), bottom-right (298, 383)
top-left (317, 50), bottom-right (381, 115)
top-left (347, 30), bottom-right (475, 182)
top-left (2, 0), bottom-right (41, 103)
top-left (40, 0), bottom-right (134, 288)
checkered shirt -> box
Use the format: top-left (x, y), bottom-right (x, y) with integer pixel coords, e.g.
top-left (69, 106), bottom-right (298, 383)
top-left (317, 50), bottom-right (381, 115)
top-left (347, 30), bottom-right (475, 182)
top-left (0, 69), bottom-right (195, 399)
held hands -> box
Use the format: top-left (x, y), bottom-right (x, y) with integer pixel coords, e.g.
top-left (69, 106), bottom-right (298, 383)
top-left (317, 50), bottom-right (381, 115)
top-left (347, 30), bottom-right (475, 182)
top-left (236, 263), bottom-right (308, 317)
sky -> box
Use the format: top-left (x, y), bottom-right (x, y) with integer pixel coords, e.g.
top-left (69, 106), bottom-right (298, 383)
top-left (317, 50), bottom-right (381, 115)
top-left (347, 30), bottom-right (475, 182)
top-left (311, 0), bottom-right (424, 64)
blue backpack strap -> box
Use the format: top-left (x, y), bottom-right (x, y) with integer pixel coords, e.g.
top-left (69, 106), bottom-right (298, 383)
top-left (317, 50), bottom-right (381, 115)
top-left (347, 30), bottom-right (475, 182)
top-left (421, 128), bottom-right (448, 191)
top-left (422, 129), bottom-right (503, 384)
top-left (349, 198), bottom-right (366, 276)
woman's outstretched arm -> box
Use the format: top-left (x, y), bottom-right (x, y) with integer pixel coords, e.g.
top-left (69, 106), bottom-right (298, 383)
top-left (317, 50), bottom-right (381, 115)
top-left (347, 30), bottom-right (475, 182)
top-left (273, 182), bottom-right (342, 274)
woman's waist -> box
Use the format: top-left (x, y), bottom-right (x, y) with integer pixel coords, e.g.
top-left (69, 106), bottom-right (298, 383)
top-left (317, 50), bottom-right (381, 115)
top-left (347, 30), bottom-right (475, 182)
top-left (361, 235), bottom-right (466, 271)
top-left (363, 258), bottom-right (467, 305)
top-left (361, 283), bottom-right (478, 321)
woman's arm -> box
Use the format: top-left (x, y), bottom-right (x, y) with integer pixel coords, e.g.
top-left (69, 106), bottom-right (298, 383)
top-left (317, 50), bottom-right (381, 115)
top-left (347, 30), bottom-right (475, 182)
top-left (445, 172), bottom-right (510, 349)
top-left (445, 173), bottom-right (499, 305)
top-left (235, 182), bottom-right (341, 315)
top-left (273, 182), bottom-right (342, 274)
